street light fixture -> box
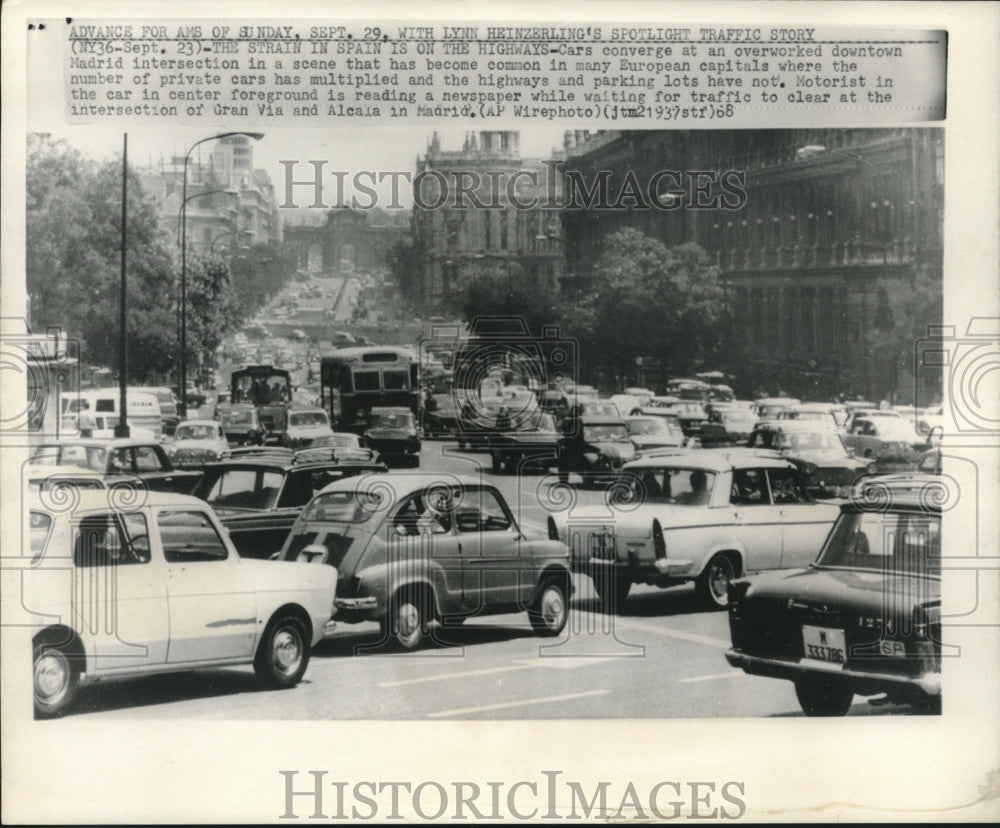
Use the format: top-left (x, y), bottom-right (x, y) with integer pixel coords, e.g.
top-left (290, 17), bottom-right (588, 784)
top-left (179, 131), bottom-right (263, 409)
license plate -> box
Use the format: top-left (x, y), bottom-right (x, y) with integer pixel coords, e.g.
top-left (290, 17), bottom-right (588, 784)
top-left (802, 625), bottom-right (847, 665)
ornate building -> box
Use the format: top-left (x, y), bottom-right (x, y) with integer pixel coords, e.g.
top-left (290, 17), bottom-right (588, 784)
top-left (413, 130), bottom-right (565, 304)
top-left (560, 129), bottom-right (944, 401)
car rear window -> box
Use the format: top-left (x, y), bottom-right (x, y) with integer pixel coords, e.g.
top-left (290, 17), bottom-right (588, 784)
top-left (301, 490), bottom-right (383, 523)
top-left (819, 512), bottom-right (940, 575)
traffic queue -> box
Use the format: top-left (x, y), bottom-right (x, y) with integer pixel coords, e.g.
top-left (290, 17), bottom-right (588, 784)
top-left (26, 361), bottom-right (945, 720)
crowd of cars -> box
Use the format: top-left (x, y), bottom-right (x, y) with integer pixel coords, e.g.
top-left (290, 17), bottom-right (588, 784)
top-left (25, 369), bottom-right (946, 720)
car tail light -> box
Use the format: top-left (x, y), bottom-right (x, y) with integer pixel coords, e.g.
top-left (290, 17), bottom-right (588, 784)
top-left (547, 516), bottom-right (559, 541)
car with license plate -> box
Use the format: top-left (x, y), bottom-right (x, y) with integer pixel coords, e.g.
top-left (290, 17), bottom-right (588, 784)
top-left (191, 448), bottom-right (387, 559)
top-left (557, 415), bottom-right (638, 488)
top-left (725, 474), bottom-right (942, 715)
top-left (624, 415), bottom-right (686, 454)
top-left (361, 407), bottom-right (421, 467)
top-left (28, 491), bottom-right (337, 717)
top-left (487, 411), bottom-right (562, 473)
top-left (275, 473), bottom-right (573, 649)
top-left (28, 439), bottom-right (202, 494)
top-left (166, 419), bottom-right (231, 468)
top-left (549, 451), bottom-right (840, 610)
top-left (281, 406), bottom-right (336, 448)
top-left (746, 420), bottom-right (874, 498)
top-left (218, 402), bottom-right (266, 446)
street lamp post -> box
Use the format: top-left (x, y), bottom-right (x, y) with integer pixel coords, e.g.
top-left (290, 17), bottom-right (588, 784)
top-left (179, 131), bottom-right (263, 411)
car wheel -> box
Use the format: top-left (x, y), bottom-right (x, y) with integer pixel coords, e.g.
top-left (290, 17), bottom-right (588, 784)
top-left (593, 572), bottom-right (631, 613)
top-left (795, 677), bottom-right (854, 716)
top-left (529, 579), bottom-right (569, 636)
top-left (699, 553), bottom-right (736, 609)
top-left (33, 641), bottom-right (79, 718)
top-left (254, 614), bottom-right (310, 687)
top-left (392, 595), bottom-right (429, 650)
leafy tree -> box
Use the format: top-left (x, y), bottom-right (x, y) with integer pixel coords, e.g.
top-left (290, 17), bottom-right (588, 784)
top-left (186, 252), bottom-right (242, 372)
top-left (865, 264), bottom-right (943, 403)
top-left (228, 240), bottom-right (299, 314)
top-left (565, 229), bottom-right (727, 385)
top-left (26, 136), bottom-right (178, 380)
top-left (459, 259), bottom-right (560, 336)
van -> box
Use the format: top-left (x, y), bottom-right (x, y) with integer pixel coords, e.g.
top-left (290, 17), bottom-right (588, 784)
top-left (61, 390), bottom-right (163, 438)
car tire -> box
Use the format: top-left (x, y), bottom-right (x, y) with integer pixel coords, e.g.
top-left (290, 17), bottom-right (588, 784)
top-left (254, 614), bottom-right (310, 688)
top-left (529, 579), bottom-right (569, 636)
top-left (593, 571), bottom-right (631, 613)
top-left (795, 678), bottom-right (854, 716)
top-left (699, 553), bottom-right (736, 609)
top-left (391, 594), bottom-right (429, 650)
top-left (33, 641), bottom-right (79, 718)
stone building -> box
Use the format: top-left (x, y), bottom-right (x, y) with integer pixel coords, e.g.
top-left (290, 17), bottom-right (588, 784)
top-left (559, 129), bottom-right (944, 401)
top-left (412, 130), bottom-right (566, 305)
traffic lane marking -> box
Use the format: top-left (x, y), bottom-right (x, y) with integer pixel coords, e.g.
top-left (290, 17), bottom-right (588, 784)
top-left (378, 656), bottom-right (618, 686)
top-left (679, 671), bottom-right (744, 683)
top-left (613, 617), bottom-right (732, 649)
top-left (430, 689), bottom-right (612, 718)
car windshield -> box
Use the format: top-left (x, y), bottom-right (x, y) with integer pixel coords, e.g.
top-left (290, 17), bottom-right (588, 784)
top-left (776, 431), bottom-right (844, 450)
top-left (204, 469), bottom-right (284, 510)
top-left (290, 411), bottom-right (329, 427)
top-left (371, 412), bottom-right (413, 430)
top-left (587, 403), bottom-right (620, 416)
top-left (628, 419), bottom-right (672, 436)
top-left (818, 511), bottom-right (940, 575)
top-left (175, 424), bottom-right (217, 440)
top-left (315, 434), bottom-right (359, 448)
top-left (223, 408), bottom-right (254, 425)
top-left (30, 444), bottom-right (109, 473)
top-left (584, 425), bottom-right (629, 442)
top-left (300, 490), bottom-right (384, 523)
top-left (628, 468), bottom-right (718, 505)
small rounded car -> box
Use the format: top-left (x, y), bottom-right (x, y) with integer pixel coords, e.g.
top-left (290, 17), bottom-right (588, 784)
top-left (166, 419), bottom-right (230, 468)
top-left (28, 491), bottom-right (337, 717)
top-left (276, 473), bottom-right (573, 649)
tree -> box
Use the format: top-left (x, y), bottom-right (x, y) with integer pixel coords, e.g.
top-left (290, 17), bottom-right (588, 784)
top-left (186, 252), bottom-right (242, 372)
top-left (865, 265), bottom-right (943, 403)
top-left (459, 259), bottom-right (560, 336)
top-left (26, 136), bottom-right (179, 380)
top-left (229, 240), bottom-right (299, 315)
top-left (565, 229), bottom-right (727, 385)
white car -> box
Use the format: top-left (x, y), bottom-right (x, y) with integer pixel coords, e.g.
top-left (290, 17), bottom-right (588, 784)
top-left (549, 451), bottom-right (840, 610)
top-left (166, 419), bottom-right (230, 467)
top-left (27, 491), bottom-right (337, 717)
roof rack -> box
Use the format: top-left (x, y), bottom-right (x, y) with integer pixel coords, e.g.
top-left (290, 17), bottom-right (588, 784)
top-left (218, 445), bottom-right (384, 466)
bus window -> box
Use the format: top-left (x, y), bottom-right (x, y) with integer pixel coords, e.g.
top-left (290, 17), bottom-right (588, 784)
top-left (353, 371), bottom-right (381, 392)
top-left (383, 370), bottom-right (409, 391)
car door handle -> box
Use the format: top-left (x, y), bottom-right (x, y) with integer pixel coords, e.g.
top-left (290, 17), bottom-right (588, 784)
top-left (733, 511), bottom-right (744, 520)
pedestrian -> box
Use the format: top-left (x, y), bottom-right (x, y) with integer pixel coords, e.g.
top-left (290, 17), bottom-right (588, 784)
top-left (77, 402), bottom-right (96, 438)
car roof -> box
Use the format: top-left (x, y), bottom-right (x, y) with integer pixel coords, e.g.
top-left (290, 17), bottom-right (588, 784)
top-left (848, 474), bottom-right (944, 512)
top-left (30, 489), bottom-right (203, 513)
top-left (316, 471), bottom-right (487, 498)
top-left (753, 419), bottom-right (838, 432)
top-left (176, 419), bottom-right (220, 427)
top-left (576, 415), bottom-right (627, 424)
top-left (624, 449), bottom-right (795, 472)
top-left (371, 407), bottom-right (412, 414)
top-left (34, 438), bottom-right (160, 449)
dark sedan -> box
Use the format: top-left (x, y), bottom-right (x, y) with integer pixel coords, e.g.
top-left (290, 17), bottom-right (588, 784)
top-left (191, 450), bottom-right (386, 559)
top-left (725, 474), bottom-right (942, 716)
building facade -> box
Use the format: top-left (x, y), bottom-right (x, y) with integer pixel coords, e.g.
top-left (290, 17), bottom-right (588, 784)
top-left (560, 129), bottom-right (944, 402)
top-left (413, 130), bottom-right (565, 306)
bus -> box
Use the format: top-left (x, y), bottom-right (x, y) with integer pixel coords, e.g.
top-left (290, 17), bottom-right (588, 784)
top-left (319, 346), bottom-right (420, 431)
top-left (230, 365), bottom-right (292, 406)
